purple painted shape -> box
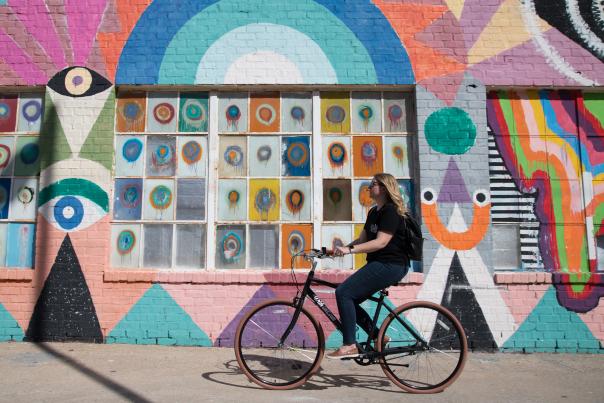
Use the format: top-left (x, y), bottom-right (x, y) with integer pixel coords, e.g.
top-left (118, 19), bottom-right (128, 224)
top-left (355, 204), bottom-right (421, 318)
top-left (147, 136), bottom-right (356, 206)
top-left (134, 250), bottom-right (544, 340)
top-left (85, 41), bottom-right (108, 78)
top-left (99, 0), bottom-right (121, 33)
top-left (46, 1), bottom-right (74, 66)
top-left (64, 0), bottom-right (108, 65)
top-left (414, 11), bottom-right (467, 64)
top-left (469, 28), bottom-right (604, 86)
top-left (9, 0), bottom-right (68, 70)
top-left (553, 274), bottom-right (604, 313)
top-left (438, 159), bottom-right (471, 204)
top-left (216, 284), bottom-right (318, 348)
top-left (215, 285), bottom-right (277, 347)
top-left (542, 29), bottom-right (604, 84)
top-left (458, 0), bottom-right (506, 50)
top-left (418, 71), bottom-right (465, 106)
top-left (0, 59), bottom-right (26, 86)
top-left (0, 28), bottom-right (48, 84)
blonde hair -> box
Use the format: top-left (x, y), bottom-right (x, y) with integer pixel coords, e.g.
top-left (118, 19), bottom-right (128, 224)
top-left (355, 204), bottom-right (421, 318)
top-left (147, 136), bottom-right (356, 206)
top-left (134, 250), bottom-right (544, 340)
top-left (374, 173), bottom-right (407, 216)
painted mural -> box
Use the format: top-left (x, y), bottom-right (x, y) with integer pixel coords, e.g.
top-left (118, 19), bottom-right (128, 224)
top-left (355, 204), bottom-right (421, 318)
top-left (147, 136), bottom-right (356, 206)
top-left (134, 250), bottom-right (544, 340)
top-left (487, 90), bottom-right (604, 312)
top-left (0, 0), bottom-right (603, 353)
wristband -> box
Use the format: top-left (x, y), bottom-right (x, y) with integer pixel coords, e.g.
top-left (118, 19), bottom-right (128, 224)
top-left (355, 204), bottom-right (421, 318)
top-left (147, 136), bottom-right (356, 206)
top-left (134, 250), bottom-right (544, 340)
top-left (348, 244), bottom-right (354, 254)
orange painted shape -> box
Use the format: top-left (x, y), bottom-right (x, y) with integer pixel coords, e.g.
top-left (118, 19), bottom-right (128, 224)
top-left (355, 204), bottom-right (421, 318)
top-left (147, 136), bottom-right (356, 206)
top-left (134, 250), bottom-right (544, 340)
top-left (250, 92), bottom-right (280, 132)
top-left (422, 202), bottom-right (491, 250)
top-left (353, 136), bottom-right (383, 177)
top-left (116, 93), bottom-right (146, 132)
top-left (372, 1), bottom-right (465, 81)
top-left (282, 224), bottom-right (313, 269)
top-left (97, 1), bottom-right (153, 82)
top-left (406, 38), bottom-right (468, 82)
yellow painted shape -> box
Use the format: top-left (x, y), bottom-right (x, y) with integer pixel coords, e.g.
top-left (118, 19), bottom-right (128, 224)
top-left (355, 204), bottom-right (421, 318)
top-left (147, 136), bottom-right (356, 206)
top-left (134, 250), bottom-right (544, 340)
top-left (444, 0), bottom-right (465, 20)
top-left (467, 0), bottom-right (551, 65)
top-left (321, 92), bottom-right (351, 134)
top-left (249, 179), bottom-right (280, 221)
top-left (353, 223), bottom-right (367, 269)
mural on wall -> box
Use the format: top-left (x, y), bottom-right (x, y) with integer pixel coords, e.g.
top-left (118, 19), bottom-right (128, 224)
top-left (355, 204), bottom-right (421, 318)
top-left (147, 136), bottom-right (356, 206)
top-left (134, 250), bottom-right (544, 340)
top-left (26, 235), bottom-right (103, 342)
top-left (533, 0), bottom-right (604, 63)
top-left (488, 129), bottom-right (543, 270)
top-left (487, 89), bottom-right (604, 312)
top-left (0, 0), bottom-right (603, 351)
top-left (416, 79), bottom-right (516, 348)
top-left (115, 0), bottom-right (414, 85)
top-left (25, 62), bottom-right (115, 341)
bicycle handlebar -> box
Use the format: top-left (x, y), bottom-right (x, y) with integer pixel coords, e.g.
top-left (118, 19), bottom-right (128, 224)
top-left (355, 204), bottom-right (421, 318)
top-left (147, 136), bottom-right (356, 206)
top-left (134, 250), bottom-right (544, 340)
top-left (293, 247), bottom-right (334, 260)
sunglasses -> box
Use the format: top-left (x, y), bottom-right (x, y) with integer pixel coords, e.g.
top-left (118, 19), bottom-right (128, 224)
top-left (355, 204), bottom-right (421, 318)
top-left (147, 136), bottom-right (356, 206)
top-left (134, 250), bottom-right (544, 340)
top-left (368, 181), bottom-right (382, 189)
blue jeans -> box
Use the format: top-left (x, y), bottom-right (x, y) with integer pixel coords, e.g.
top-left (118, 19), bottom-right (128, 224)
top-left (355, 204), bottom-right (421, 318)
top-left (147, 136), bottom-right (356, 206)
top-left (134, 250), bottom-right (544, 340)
top-left (335, 261), bottom-right (408, 345)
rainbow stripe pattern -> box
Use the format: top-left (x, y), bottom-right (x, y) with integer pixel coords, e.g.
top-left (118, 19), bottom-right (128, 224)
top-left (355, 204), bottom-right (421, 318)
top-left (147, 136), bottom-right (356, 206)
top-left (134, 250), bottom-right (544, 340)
top-left (487, 90), bottom-right (604, 312)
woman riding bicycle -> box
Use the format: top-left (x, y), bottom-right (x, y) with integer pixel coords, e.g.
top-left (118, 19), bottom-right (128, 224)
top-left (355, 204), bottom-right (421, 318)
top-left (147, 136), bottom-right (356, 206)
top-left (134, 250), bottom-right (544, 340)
top-left (327, 172), bottom-right (410, 359)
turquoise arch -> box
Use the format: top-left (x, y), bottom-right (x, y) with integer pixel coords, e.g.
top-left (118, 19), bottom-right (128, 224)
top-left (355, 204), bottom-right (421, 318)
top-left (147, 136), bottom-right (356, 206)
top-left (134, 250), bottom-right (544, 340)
top-left (116, 0), bottom-right (414, 84)
top-left (194, 23), bottom-right (337, 84)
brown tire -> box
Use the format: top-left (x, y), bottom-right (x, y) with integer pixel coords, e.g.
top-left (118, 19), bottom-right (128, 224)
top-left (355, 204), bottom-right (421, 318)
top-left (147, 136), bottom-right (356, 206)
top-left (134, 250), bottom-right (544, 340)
top-left (234, 299), bottom-right (325, 390)
top-left (377, 301), bottom-right (468, 393)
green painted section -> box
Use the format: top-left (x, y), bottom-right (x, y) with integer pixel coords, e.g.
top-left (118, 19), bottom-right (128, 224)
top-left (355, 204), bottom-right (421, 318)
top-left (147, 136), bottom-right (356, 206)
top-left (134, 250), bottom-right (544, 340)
top-left (424, 107), bottom-right (476, 155)
top-left (38, 178), bottom-right (109, 212)
top-left (159, 0), bottom-right (377, 84)
top-left (502, 287), bottom-right (603, 353)
top-left (326, 294), bottom-right (402, 348)
top-left (39, 91), bottom-right (73, 170)
top-left (107, 284), bottom-right (212, 346)
top-left (583, 93), bottom-right (604, 124)
top-left (79, 89), bottom-right (115, 171)
top-left (0, 303), bottom-right (24, 342)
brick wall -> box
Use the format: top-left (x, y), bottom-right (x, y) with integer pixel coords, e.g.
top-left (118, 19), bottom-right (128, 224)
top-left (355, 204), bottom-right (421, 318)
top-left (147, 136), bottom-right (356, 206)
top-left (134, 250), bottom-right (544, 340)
top-left (0, 0), bottom-right (603, 352)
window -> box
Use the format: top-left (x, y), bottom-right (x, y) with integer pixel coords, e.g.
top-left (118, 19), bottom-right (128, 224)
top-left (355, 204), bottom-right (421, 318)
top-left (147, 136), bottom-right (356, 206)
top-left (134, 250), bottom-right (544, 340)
top-left (320, 92), bottom-right (415, 270)
top-left (111, 89), bottom-right (416, 270)
top-left (216, 92), bottom-right (313, 269)
top-left (111, 91), bottom-right (208, 269)
top-left (0, 93), bottom-right (43, 268)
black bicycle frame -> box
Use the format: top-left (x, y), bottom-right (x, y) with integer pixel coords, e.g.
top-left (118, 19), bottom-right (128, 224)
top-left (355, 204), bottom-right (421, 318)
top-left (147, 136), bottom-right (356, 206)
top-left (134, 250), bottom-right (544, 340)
top-left (279, 258), bottom-right (427, 356)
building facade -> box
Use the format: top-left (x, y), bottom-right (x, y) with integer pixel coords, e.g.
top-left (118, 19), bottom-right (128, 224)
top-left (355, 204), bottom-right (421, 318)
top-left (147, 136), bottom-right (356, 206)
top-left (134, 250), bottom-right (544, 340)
top-left (0, 0), bottom-right (603, 352)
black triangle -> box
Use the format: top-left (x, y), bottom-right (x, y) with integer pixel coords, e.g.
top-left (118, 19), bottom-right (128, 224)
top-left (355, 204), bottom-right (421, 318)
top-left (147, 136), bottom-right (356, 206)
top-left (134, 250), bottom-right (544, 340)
top-left (25, 234), bottom-right (103, 342)
top-left (432, 253), bottom-right (496, 350)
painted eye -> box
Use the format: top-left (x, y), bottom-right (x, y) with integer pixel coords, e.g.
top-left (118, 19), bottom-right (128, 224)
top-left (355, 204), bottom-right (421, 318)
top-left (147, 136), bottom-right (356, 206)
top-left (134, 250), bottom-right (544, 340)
top-left (421, 187), bottom-right (437, 205)
top-left (473, 189), bottom-right (490, 207)
top-left (38, 179), bottom-right (109, 232)
top-left (47, 67), bottom-right (111, 97)
top-left (39, 195), bottom-right (106, 232)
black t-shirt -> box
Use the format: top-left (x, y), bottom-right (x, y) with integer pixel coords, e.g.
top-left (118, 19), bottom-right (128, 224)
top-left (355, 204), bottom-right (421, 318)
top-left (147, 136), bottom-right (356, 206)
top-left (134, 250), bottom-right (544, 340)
top-left (363, 203), bottom-right (409, 266)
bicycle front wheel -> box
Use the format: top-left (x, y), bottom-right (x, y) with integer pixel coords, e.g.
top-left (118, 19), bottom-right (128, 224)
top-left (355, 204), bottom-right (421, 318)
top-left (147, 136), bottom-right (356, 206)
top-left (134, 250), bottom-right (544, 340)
top-left (377, 301), bottom-right (467, 393)
top-left (234, 299), bottom-right (324, 390)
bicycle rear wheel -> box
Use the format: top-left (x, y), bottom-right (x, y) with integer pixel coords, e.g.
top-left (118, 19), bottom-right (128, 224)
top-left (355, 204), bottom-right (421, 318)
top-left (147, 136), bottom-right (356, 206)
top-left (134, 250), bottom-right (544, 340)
top-left (377, 301), bottom-right (467, 393)
top-left (234, 299), bottom-right (324, 390)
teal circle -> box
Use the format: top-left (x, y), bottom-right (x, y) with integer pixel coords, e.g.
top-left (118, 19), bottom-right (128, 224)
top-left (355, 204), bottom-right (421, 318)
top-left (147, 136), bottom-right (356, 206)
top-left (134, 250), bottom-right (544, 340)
top-left (424, 107), bottom-right (476, 155)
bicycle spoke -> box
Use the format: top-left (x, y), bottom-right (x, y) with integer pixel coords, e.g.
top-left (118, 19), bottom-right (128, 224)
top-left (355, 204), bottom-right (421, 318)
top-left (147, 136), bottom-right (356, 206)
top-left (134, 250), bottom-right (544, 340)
top-left (378, 302), bottom-right (467, 393)
top-left (286, 346), bottom-right (317, 362)
top-left (248, 319), bottom-right (282, 343)
top-left (235, 300), bottom-right (323, 389)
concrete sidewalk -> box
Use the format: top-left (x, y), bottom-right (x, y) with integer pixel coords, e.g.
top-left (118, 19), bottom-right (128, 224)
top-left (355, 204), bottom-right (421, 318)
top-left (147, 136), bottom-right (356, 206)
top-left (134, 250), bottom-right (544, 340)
top-left (0, 342), bottom-right (602, 403)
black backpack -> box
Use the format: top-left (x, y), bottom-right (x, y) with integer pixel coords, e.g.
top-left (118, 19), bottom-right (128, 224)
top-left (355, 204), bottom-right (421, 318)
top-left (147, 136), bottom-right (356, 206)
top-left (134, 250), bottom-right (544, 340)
top-left (402, 213), bottom-right (423, 261)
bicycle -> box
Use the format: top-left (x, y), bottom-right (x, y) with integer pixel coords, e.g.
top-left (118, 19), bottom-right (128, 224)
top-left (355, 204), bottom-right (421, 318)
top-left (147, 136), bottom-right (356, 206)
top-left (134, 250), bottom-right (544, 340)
top-left (234, 248), bottom-right (468, 393)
